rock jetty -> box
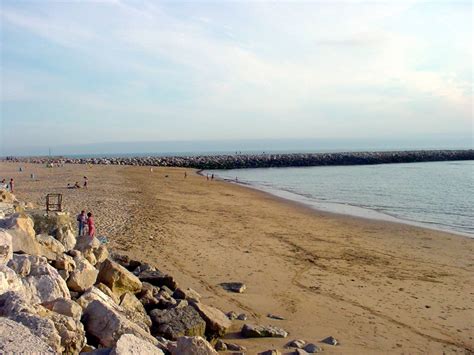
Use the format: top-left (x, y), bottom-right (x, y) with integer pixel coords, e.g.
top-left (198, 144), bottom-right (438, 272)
top-left (4, 149), bottom-right (474, 170)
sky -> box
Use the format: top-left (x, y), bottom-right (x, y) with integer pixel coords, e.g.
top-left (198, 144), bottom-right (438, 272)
top-left (0, 0), bottom-right (472, 155)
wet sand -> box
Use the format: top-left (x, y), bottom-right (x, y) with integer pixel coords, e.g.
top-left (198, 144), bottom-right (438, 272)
top-left (2, 162), bottom-right (473, 354)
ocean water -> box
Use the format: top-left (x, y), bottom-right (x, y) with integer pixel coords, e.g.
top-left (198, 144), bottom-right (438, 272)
top-left (206, 161), bottom-right (474, 237)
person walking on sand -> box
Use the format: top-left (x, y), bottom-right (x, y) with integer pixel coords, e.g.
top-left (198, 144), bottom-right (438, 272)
top-left (9, 178), bottom-right (14, 193)
top-left (76, 210), bottom-right (86, 237)
top-left (86, 212), bottom-right (95, 238)
top-left (83, 176), bottom-right (88, 189)
top-left (184, 171), bottom-right (187, 178)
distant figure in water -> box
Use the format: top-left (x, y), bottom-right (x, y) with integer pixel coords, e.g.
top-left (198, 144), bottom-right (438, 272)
top-left (87, 212), bottom-right (95, 238)
top-left (83, 176), bottom-right (88, 189)
top-left (235, 177), bottom-right (238, 182)
top-left (9, 178), bottom-right (14, 192)
top-left (77, 210), bottom-right (86, 237)
top-left (211, 174), bottom-right (214, 180)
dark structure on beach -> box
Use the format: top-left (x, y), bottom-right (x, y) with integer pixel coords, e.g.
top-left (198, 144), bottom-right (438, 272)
top-left (5, 149), bottom-right (474, 170)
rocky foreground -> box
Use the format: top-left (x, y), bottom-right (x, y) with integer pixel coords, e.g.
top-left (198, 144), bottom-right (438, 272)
top-left (0, 189), bottom-right (330, 354)
top-left (5, 149), bottom-right (474, 170)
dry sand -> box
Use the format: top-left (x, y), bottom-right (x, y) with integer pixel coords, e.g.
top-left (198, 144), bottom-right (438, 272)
top-left (2, 162), bottom-right (473, 354)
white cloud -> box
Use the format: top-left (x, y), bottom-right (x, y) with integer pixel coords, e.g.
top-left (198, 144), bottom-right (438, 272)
top-left (1, 0), bottom-right (472, 148)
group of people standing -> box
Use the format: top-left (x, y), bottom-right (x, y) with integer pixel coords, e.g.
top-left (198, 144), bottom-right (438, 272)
top-left (1, 178), bottom-right (14, 193)
top-left (76, 210), bottom-right (95, 238)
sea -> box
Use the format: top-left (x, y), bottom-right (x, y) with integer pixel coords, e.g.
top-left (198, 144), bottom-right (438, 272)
top-left (206, 160), bottom-right (474, 237)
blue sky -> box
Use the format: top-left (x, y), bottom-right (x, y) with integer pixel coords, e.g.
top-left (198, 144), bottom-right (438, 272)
top-left (1, 0), bottom-right (472, 155)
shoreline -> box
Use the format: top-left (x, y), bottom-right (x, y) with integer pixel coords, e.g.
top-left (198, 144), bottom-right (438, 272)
top-left (212, 175), bottom-right (473, 239)
top-left (2, 162), bottom-right (473, 353)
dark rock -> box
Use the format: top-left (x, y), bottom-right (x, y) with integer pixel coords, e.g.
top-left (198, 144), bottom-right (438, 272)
top-left (241, 324), bottom-right (288, 338)
top-left (215, 339), bottom-right (227, 351)
top-left (258, 350), bottom-right (281, 355)
top-left (237, 313), bottom-right (247, 321)
top-left (138, 270), bottom-right (178, 291)
top-left (286, 339), bottom-right (306, 349)
top-left (321, 336), bottom-right (338, 345)
top-left (225, 342), bottom-right (246, 351)
top-left (190, 301), bottom-right (231, 338)
top-left (149, 305), bottom-right (206, 340)
top-left (304, 343), bottom-right (323, 353)
top-left (219, 282), bottom-right (246, 293)
top-left (226, 311), bottom-right (238, 320)
top-left (267, 313), bottom-right (285, 320)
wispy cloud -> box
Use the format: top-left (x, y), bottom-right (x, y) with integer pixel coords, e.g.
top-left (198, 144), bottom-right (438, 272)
top-left (1, 0), bottom-right (472, 152)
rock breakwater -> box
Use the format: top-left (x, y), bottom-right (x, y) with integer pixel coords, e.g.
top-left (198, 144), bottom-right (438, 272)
top-left (5, 150), bottom-right (474, 170)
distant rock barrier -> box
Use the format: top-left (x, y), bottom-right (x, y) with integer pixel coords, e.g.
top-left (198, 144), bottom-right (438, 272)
top-left (4, 149), bottom-right (474, 170)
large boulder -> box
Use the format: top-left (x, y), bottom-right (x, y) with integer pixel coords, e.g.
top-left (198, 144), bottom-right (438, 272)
top-left (0, 317), bottom-right (54, 353)
top-left (31, 212), bottom-right (76, 251)
top-left (149, 305), bottom-right (206, 340)
top-left (36, 234), bottom-right (66, 260)
top-left (0, 229), bottom-right (13, 265)
top-left (190, 302), bottom-right (231, 338)
top-left (52, 254), bottom-right (76, 273)
top-left (7, 253), bottom-right (32, 276)
top-left (137, 282), bottom-right (161, 311)
top-left (78, 286), bottom-right (151, 333)
top-left (75, 234), bottom-right (101, 251)
top-left (119, 292), bottom-right (152, 331)
top-left (173, 287), bottom-right (201, 303)
top-left (94, 245), bottom-right (109, 265)
top-left (76, 286), bottom-right (117, 310)
top-left (42, 309), bottom-right (86, 354)
top-left (97, 258), bottom-right (142, 298)
top-left (138, 269), bottom-right (178, 290)
top-left (0, 291), bottom-right (63, 352)
top-left (82, 299), bottom-right (158, 348)
top-left (171, 336), bottom-right (218, 355)
top-left (67, 256), bottom-right (98, 292)
top-left (75, 235), bottom-right (102, 265)
top-left (0, 202), bottom-right (15, 219)
top-left (96, 282), bottom-right (120, 303)
top-left (0, 265), bottom-right (24, 294)
top-left (42, 298), bottom-right (82, 320)
top-left (0, 213), bottom-right (41, 256)
top-left (10, 254), bottom-right (70, 303)
top-left (241, 324), bottom-right (288, 338)
top-left (0, 189), bottom-right (17, 203)
top-left (111, 333), bottom-right (165, 355)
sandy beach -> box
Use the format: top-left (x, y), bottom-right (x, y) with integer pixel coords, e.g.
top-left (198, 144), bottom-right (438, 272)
top-left (2, 162), bottom-right (473, 354)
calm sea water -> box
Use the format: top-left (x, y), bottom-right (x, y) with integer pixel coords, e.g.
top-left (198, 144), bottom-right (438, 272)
top-left (207, 161), bottom-right (474, 237)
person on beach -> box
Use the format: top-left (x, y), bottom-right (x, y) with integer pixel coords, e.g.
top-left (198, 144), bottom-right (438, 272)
top-left (9, 178), bottom-right (14, 193)
top-left (206, 174), bottom-right (209, 181)
top-left (86, 212), bottom-right (95, 238)
top-left (83, 176), bottom-right (88, 189)
top-left (211, 174), bottom-right (214, 180)
top-left (74, 181), bottom-right (81, 188)
top-left (76, 210), bottom-right (86, 236)
top-left (184, 171), bottom-right (187, 178)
